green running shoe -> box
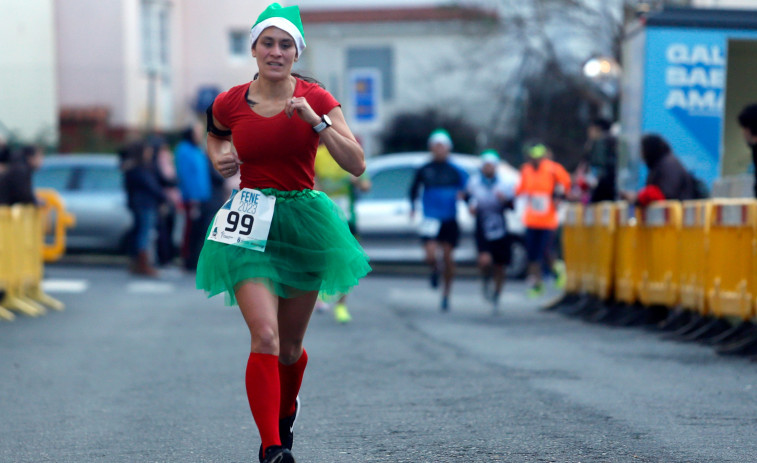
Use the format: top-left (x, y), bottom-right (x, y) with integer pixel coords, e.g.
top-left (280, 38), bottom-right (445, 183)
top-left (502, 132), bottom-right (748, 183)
top-left (334, 303), bottom-right (352, 324)
top-left (527, 284), bottom-right (544, 298)
top-left (553, 260), bottom-right (566, 289)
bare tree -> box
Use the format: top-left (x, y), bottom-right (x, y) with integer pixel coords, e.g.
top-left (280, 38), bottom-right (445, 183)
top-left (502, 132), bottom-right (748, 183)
top-left (416, 0), bottom-right (632, 164)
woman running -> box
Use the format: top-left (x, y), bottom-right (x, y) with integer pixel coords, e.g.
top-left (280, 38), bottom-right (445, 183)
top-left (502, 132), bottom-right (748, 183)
top-left (196, 4), bottom-right (371, 462)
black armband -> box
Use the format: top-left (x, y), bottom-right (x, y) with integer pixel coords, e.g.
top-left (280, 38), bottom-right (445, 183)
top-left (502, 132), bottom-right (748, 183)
top-left (206, 103), bottom-right (232, 137)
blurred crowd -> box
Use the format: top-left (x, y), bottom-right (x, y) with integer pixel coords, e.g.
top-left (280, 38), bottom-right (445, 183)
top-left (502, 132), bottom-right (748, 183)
top-left (0, 138), bottom-right (44, 206)
top-left (118, 122), bottom-right (232, 277)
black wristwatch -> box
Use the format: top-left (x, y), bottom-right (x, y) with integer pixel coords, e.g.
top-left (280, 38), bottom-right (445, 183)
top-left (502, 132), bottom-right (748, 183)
top-left (312, 114), bottom-right (332, 133)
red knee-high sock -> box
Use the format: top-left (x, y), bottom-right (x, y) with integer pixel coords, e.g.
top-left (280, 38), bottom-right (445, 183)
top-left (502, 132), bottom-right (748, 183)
top-left (245, 353), bottom-right (282, 450)
top-left (278, 349), bottom-right (308, 418)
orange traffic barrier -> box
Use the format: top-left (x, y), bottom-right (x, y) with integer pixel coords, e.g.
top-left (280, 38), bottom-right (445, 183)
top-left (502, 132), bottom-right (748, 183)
top-left (679, 201), bottom-right (711, 315)
top-left (638, 201), bottom-right (683, 307)
top-left (36, 188), bottom-right (76, 262)
top-left (614, 202), bottom-right (638, 305)
top-left (562, 203), bottom-right (583, 294)
top-left (706, 200), bottom-right (757, 321)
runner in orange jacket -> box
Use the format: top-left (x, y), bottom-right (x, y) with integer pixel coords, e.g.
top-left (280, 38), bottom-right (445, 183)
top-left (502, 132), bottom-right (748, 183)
top-left (516, 144), bottom-right (571, 297)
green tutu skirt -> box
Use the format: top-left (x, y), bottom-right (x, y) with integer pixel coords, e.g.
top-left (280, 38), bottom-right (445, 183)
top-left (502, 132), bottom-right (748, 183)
top-left (196, 188), bottom-right (371, 306)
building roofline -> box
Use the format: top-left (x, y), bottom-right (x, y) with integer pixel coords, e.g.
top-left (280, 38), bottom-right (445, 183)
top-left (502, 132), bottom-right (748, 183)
top-left (300, 6), bottom-right (498, 24)
top-left (644, 7), bottom-right (757, 30)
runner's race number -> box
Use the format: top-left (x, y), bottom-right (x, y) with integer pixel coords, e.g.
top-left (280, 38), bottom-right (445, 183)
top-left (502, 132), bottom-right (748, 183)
top-left (225, 211), bottom-right (254, 235)
top-left (207, 188), bottom-right (276, 252)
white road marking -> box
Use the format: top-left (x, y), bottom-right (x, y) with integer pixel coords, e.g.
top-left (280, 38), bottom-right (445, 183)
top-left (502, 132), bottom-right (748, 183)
top-left (126, 281), bottom-right (175, 294)
top-left (41, 279), bottom-right (89, 293)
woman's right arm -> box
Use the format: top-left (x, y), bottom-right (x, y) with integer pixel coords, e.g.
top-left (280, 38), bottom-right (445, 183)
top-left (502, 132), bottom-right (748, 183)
top-left (207, 115), bottom-right (241, 178)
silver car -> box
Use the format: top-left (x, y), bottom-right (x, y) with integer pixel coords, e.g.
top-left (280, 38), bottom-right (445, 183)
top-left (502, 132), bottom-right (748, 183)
top-left (355, 152), bottom-right (528, 278)
top-left (34, 154), bottom-right (132, 253)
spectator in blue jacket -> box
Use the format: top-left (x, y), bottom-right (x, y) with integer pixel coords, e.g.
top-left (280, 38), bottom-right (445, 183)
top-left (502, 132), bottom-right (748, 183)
top-left (175, 123), bottom-right (212, 271)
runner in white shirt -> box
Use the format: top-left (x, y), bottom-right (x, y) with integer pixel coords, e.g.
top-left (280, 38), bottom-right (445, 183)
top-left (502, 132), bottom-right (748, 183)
top-left (465, 150), bottom-right (516, 313)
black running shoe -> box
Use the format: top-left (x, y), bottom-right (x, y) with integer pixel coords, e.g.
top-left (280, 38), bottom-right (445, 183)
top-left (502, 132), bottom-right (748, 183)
top-left (261, 445), bottom-right (295, 463)
top-left (430, 271), bottom-right (439, 288)
top-left (259, 396), bottom-right (300, 461)
top-left (280, 396), bottom-right (300, 450)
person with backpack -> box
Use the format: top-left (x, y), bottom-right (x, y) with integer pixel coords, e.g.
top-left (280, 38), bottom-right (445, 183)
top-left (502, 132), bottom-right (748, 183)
top-left (620, 134), bottom-right (697, 206)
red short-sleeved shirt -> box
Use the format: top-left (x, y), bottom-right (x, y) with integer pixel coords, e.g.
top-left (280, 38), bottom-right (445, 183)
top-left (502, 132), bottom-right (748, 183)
top-left (212, 78), bottom-right (340, 191)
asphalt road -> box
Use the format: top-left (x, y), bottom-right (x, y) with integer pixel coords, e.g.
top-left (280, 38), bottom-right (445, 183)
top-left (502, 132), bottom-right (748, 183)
top-left (1, 264), bottom-right (756, 463)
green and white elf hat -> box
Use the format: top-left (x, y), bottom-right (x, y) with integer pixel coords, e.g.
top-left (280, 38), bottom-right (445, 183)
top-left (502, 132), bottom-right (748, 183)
top-left (427, 128), bottom-right (453, 149)
top-left (480, 149), bottom-right (500, 165)
top-left (249, 3), bottom-right (306, 57)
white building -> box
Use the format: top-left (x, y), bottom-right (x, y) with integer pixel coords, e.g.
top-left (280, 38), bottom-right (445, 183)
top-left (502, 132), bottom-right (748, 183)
top-left (298, 5), bottom-right (503, 155)
top-left (55, 0), bottom-right (269, 141)
top-left (692, 0), bottom-right (757, 8)
top-left (0, 0), bottom-right (58, 144)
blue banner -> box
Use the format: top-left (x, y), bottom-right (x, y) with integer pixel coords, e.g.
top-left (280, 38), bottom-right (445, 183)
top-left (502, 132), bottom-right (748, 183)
top-left (641, 27), bottom-right (757, 188)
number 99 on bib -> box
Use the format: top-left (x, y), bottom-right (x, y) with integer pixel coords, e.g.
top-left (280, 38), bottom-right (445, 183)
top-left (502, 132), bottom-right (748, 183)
top-left (207, 188), bottom-right (276, 252)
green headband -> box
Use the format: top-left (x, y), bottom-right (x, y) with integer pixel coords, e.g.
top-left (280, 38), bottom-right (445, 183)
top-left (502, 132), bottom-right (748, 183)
top-left (528, 144), bottom-right (547, 159)
top-left (428, 128), bottom-right (452, 149)
top-left (480, 149), bottom-right (500, 165)
top-left (250, 3), bottom-right (306, 56)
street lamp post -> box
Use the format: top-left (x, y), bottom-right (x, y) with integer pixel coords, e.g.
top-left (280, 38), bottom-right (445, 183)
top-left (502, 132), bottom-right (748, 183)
top-left (582, 56), bottom-right (622, 119)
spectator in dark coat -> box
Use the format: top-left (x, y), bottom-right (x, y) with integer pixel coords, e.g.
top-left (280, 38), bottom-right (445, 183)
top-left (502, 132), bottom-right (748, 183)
top-left (0, 145), bottom-right (44, 206)
top-left (621, 134), bottom-right (695, 206)
top-left (122, 141), bottom-right (166, 276)
top-left (150, 137), bottom-right (181, 267)
top-left (738, 103), bottom-right (757, 198)
top-left (585, 118), bottom-right (617, 203)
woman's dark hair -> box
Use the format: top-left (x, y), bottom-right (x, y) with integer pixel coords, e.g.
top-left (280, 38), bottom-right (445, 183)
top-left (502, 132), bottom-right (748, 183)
top-left (119, 141), bottom-right (147, 169)
top-left (641, 134), bottom-right (671, 167)
top-left (591, 118), bottom-right (612, 132)
top-left (0, 144), bottom-right (11, 164)
top-left (20, 145), bottom-right (41, 160)
top-left (738, 103), bottom-right (757, 135)
top-left (181, 126), bottom-right (197, 145)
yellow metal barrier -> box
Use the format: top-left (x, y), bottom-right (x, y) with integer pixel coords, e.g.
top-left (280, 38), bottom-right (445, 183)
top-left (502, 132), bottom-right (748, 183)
top-left (580, 204), bottom-right (596, 295)
top-left (638, 201), bottom-right (682, 307)
top-left (614, 202), bottom-right (638, 305)
top-left (0, 208), bottom-right (16, 321)
top-left (0, 190), bottom-right (74, 321)
top-left (559, 198), bottom-right (757, 325)
top-left (592, 202), bottom-right (617, 301)
top-left (562, 203), bottom-right (583, 293)
top-left (1, 206), bottom-right (46, 317)
top-left (679, 201), bottom-right (711, 315)
top-left (706, 200), bottom-right (757, 321)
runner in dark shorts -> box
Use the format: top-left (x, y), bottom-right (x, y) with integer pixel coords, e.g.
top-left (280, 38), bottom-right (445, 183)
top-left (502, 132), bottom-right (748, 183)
top-left (465, 150), bottom-right (516, 313)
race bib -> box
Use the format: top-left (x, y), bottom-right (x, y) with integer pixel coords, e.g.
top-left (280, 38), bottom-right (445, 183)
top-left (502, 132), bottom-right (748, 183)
top-left (418, 218), bottom-right (442, 238)
top-left (529, 194), bottom-right (551, 213)
top-left (483, 214), bottom-right (506, 241)
top-left (207, 188), bottom-right (276, 252)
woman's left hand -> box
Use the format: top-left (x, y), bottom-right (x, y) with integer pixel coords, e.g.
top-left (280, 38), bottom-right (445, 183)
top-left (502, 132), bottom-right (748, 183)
top-left (285, 97), bottom-right (319, 125)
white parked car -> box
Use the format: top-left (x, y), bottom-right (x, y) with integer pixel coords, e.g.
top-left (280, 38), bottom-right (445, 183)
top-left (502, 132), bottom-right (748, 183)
top-left (354, 152), bottom-right (528, 278)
